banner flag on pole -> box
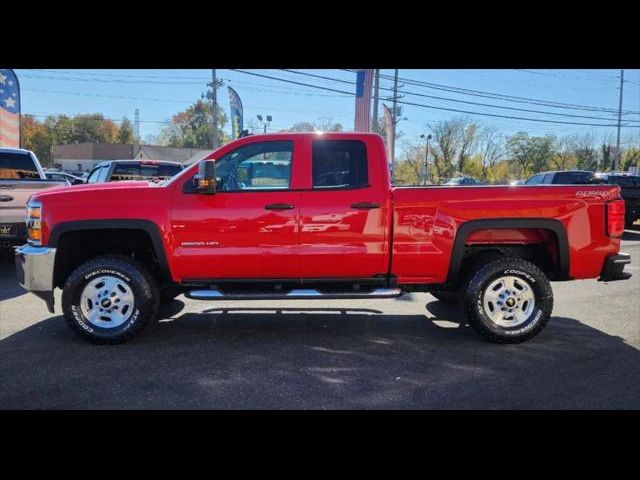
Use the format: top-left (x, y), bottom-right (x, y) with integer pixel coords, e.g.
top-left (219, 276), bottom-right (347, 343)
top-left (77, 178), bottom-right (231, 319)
top-left (354, 69), bottom-right (373, 132)
top-left (0, 69), bottom-right (21, 148)
top-left (383, 103), bottom-right (393, 161)
top-left (227, 86), bottom-right (243, 140)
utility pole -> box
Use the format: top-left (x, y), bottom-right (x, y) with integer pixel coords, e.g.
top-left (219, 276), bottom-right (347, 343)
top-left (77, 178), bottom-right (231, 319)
top-left (134, 108), bottom-right (140, 156)
top-left (211, 69), bottom-right (219, 149)
top-left (391, 69), bottom-right (399, 182)
top-left (371, 69), bottom-right (380, 133)
top-left (615, 69), bottom-right (624, 171)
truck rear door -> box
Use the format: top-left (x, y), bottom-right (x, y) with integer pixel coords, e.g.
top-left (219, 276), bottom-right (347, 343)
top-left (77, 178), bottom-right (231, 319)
top-left (298, 135), bottom-right (390, 279)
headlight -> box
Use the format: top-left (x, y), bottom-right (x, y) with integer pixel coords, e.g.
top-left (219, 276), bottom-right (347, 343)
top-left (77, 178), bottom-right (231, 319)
top-left (26, 201), bottom-right (42, 245)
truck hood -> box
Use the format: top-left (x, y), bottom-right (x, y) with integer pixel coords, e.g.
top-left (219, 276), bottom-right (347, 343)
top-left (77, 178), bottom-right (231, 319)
top-left (30, 181), bottom-right (155, 201)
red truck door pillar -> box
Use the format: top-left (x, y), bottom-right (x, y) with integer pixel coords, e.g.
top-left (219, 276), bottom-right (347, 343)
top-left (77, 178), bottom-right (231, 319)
top-left (298, 136), bottom-right (389, 279)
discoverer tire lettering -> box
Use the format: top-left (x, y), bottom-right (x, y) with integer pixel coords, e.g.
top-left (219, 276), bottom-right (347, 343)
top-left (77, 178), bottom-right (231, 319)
top-left (61, 256), bottom-right (159, 344)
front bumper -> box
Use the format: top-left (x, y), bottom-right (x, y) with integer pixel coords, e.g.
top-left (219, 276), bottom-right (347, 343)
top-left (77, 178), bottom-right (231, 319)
top-left (598, 253), bottom-right (632, 282)
top-left (14, 244), bottom-right (57, 313)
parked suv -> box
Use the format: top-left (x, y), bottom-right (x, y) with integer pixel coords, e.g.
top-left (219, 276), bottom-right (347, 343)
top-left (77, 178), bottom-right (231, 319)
top-left (594, 172), bottom-right (640, 228)
top-left (525, 170), bottom-right (601, 185)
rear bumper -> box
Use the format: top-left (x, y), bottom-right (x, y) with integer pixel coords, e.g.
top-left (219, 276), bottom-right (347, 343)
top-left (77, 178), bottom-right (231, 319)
top-left (14, 244), bottom-right (56, 313)
top-left (598, 253), bottom-right (632, 282)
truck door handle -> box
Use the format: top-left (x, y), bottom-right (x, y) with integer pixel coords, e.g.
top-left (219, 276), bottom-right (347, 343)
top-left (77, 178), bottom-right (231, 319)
top-left (351, 202), bottom-right (380, 209)
top-left (265, 203), bottom-right (295, 210)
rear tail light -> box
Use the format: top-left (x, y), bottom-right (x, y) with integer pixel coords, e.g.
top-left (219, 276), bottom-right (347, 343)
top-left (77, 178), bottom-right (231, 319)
top-left (607, 199), bottom-right (625, 238)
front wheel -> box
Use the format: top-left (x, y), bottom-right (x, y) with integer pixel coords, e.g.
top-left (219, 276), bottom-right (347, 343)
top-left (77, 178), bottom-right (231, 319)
top-left (62, 256), bottom-right (159, 344)
top-left (464, 258), bottom-right (553, 344)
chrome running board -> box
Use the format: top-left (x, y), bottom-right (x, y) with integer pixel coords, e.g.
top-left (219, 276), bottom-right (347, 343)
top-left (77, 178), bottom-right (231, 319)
top-left (186, 287), bottom-right (403, 301)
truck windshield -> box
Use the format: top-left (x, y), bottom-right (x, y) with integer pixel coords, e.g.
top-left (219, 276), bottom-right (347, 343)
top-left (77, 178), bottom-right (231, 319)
top-left (111, 163), bottom-right (183, 181)
top-left (0, 152), bottom-right (40, 180)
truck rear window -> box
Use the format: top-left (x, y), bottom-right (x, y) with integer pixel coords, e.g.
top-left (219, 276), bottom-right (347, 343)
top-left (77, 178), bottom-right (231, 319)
top-left (0, 152), bottom-right (40, 180)
top-left (312, 140), bottom-right (368, 189)
top-left (111, 163), bottom-right (183, 181)
top-left (554, 171), bottom-right (596, 184)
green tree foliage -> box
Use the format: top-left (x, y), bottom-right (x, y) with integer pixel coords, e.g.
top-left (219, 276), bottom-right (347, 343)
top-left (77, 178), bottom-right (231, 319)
top-left (20, 113), bottom-right (131, 167)
top-left (117, 117), bottom-right (135, 144)
top-left (506, 132), bottom-right (556, 177)
top-left (622, 147), bottom-right (640, 170)
top-left (159, 99), bottom-right (229, 148)
top-left (428, 117), bottom-right (478, 181)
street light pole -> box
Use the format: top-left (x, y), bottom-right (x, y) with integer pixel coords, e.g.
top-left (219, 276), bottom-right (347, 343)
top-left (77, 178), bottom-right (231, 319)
top-left (257, 114), bottom-right (272, 134)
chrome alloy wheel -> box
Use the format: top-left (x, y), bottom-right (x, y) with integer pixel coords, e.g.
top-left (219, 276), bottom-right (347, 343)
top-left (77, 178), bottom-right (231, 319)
top-left (482, 275), bottom-right (535, 327)
top-left (80, 276), bottom-right (135, 328)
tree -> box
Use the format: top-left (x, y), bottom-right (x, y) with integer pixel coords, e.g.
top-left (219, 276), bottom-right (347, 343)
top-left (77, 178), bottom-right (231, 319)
top-left (158, 99), bottom-right (229, 148)
top-left (428, 117), bottom-right (478, 181)
top-left (457, 122), bottom-right (478, 173)
top-left (571, 134), bottom-right (598, 171)
top-left (478, 127), bottom-right (504, 182)
top-left (551, 136), bottom-right (575, 171)
top-left (622, 147), bottom-right (640, 170)
top-left (506, 132), bottom-right (556, 178)
top-left (117, 117), bottom-right (134, 144)
top-left (286, 119), bottom-right (344, 132)
top-left (21, 115), bottom-right (54, 166)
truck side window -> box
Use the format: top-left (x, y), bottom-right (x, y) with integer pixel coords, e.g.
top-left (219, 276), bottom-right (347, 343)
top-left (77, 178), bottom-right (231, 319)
top-left (312, 140), bottom-right (368, 189)
top-left (215, 141), bottom-right (293, 191)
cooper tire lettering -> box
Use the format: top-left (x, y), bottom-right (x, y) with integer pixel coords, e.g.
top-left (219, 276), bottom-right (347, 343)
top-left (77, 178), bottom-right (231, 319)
top-left (464, 257), bottom-right (554, 344)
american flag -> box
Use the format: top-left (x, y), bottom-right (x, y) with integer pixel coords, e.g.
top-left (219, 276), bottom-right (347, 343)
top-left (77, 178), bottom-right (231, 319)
top-left (354, 69), bottom-right (373, 132)
top-left (0, 69), bottom-right (21, 148)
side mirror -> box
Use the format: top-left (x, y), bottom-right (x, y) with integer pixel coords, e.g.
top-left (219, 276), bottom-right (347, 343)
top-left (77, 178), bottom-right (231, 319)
top-left (193, 160), bottom-right (216, 194)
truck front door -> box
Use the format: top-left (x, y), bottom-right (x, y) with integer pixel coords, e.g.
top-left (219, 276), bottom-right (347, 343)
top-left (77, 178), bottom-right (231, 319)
top-left (170, 139), bottom-right (302, 281)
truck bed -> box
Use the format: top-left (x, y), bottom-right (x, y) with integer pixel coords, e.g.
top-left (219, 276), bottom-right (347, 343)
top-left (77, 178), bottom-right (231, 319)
top-left (391, 184), bottom-right (621, 283)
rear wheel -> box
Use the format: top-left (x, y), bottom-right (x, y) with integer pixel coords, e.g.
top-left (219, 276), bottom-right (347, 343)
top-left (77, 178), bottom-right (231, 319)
top-left (62, 256), bottom-right (159, 344)
top-left (464, 257), bottom-right (553, 343)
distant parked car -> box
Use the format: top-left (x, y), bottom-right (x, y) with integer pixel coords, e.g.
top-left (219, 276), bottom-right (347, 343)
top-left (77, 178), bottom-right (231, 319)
top-left (510, 179), bottom-right (525, 186)
top-left (525, 170), bottom-right (602, 185)
top-left (594, 172), bottom-right (640, 228)
top-left (443, 176), bottom-right (484, 186)
top-left (44, 171), bottom-right (84, 185)
top-left (86, 160), bottom-right (184, 184)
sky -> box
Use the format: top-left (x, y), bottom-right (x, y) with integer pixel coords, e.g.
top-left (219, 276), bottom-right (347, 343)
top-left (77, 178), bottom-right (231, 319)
top-left (11, 69), bottom-right (640, 153)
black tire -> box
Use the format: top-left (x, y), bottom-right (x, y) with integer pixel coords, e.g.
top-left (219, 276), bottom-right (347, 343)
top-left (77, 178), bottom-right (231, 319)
top-left (62, 255), bottom-right (159, 344)
top-left (464, 257), bottom-right (553, 344)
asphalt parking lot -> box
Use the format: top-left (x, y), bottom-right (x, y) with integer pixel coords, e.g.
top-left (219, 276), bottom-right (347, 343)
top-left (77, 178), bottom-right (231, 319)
top-left (1, 230), bottom-right (639, 409)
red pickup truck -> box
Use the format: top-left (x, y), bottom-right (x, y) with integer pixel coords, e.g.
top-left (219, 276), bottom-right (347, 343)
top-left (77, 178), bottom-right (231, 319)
top-left (15, 132), bottom-right (631, 344)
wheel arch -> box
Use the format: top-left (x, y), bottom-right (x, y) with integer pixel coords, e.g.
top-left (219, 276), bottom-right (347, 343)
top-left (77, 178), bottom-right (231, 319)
top-left (446, 218), bottom-right (570, 286)
top-left (49, 219), bottom-right (172, 288)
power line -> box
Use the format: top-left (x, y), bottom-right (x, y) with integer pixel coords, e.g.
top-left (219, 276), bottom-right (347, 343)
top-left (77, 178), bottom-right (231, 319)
top-left (353, 70), bottom-right (640, 115)
top-left (281, 69), bottom-right (640, 123)
top-left (232, 69), bottom-right (639, 128)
